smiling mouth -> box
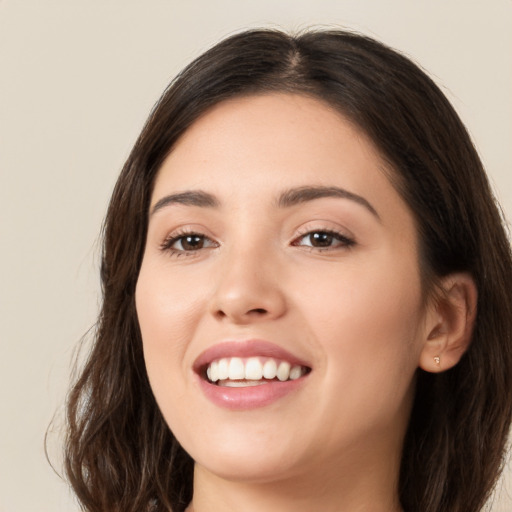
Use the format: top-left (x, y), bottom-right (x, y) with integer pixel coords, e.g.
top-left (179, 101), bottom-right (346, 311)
top-left (204, 356), bottom-right (311, 387)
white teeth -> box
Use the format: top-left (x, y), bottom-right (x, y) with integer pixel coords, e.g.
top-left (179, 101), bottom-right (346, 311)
top-left (262, 359), bottom-right (277, 379)
top-left (228, 357), bottom-right (245, 380)
top-left (205, 357), bottom-right (307, 384)
top-left (277, 361), bottom-right (291, 381)
top-left (289, 365), bottom-right (302, 380)
top-left (221, 380), bottom-right (268, 387)
top-left (207, 360), bottom-right (219, 382)
top-left (217, 358), bottom-right (229, 380)
top-left (245, 357), bottom-right (263, 380)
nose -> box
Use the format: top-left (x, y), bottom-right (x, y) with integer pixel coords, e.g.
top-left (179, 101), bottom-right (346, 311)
top-left (209, 246), bottom-right (287, 324)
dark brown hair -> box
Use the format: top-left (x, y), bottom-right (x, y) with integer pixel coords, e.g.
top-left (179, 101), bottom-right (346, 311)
top-left (64, 29), bottom-right (512, 512)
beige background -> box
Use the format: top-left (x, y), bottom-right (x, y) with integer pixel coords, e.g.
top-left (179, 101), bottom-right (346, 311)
top-left (0, 1), bottom-right (511, 511)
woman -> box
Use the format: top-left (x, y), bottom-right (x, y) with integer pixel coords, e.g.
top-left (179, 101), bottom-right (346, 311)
top-left (65, 29), bottom-right (512, 512)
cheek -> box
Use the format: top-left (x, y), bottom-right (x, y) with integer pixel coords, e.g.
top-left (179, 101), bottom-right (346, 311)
top-left (299, 255), bottom-right (424, 394)
top-left (136, 259), bottom-right (205, 338)
top-left (306, 277), bottom-right (422, 443)
top-left (135, 261), bottom-right (206, 401)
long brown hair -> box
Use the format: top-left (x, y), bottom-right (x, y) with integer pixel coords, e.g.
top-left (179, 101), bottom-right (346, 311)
top-left (64, 29), bottom-right (512, 512)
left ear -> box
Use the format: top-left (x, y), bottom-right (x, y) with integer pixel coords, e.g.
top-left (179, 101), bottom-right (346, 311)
top-left (419, 273), bottom-right (478, 373)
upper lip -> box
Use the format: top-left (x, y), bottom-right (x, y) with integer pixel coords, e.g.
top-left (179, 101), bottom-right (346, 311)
top-left (193, 339), bottom-right (312, 374)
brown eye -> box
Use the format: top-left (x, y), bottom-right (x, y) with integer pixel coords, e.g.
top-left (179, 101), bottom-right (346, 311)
top-left (293, 230), bottom-right (355, 249)
top-left (161, 232), bottom-right (218, 254)
top-left (176, 235), bottom-right (206, 251)
top-left (309, 232), bottom-right (334, 247)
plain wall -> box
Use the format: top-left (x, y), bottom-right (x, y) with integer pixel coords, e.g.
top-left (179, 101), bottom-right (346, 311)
top-left (0, 1), bottom-right (510, 510)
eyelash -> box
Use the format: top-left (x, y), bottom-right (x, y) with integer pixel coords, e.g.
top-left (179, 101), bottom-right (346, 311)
top-left (159, 228), bottom-right (356, 257)
top-left (292, 229), bottom-right (356, 251)
top-left (159, 228), bottom-right (218, 257)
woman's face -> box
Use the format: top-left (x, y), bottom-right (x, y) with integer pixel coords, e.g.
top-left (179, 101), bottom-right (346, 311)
top-left (136, 93), bottom-right (431, 483)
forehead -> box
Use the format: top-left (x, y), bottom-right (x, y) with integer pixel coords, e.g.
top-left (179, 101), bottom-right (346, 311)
top-left (153, 93), bottom-right (394, 196)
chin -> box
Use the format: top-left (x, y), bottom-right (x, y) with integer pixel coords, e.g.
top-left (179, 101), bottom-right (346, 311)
top-left (179, 424), bottom-right (308, 484)
top-left (194, 449), bottom-right (302, 484)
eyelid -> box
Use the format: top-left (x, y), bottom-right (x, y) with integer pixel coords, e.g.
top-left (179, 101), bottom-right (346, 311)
top-left (159, 226), bottom-right (219, 255)
top-left (157, 221), bottom-right (356, 257)
top-left (290, 223), bottom-right (357, 250)
top-left (292, 220), bottom-right (355, 239)
top-left (293, 230), bottom-right (355, 249)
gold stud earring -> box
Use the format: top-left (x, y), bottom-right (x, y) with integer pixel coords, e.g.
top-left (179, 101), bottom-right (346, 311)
top-left (433, 356), bottom-right (440, 366)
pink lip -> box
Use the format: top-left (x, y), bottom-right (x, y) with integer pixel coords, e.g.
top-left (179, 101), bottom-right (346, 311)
top-left (198, 378), bottom-right (307, 410)
top-left (193, 340), bottom-right (311, 410)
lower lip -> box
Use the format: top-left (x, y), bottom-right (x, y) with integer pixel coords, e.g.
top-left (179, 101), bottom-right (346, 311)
top-left (197, 376), bottom-right (307, 410)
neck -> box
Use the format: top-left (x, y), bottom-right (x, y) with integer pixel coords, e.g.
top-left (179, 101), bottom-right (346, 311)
top-left (187, 448), bottom-right (403, 512)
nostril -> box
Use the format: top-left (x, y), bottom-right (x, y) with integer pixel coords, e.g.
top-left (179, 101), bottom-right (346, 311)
top-left (213, 307), bottom-right (268, 322)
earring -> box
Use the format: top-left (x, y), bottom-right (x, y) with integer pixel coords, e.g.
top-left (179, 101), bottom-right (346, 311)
top-left (433, 356), bottom-right (440, 366)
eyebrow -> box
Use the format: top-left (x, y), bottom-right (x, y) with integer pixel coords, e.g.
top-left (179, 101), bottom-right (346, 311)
top-left (151, 191), bottom-right (220, 215)
top-left (277, 186), bottom-right (380, 220)
top-left (150, 185), bottom-right (379, 220)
